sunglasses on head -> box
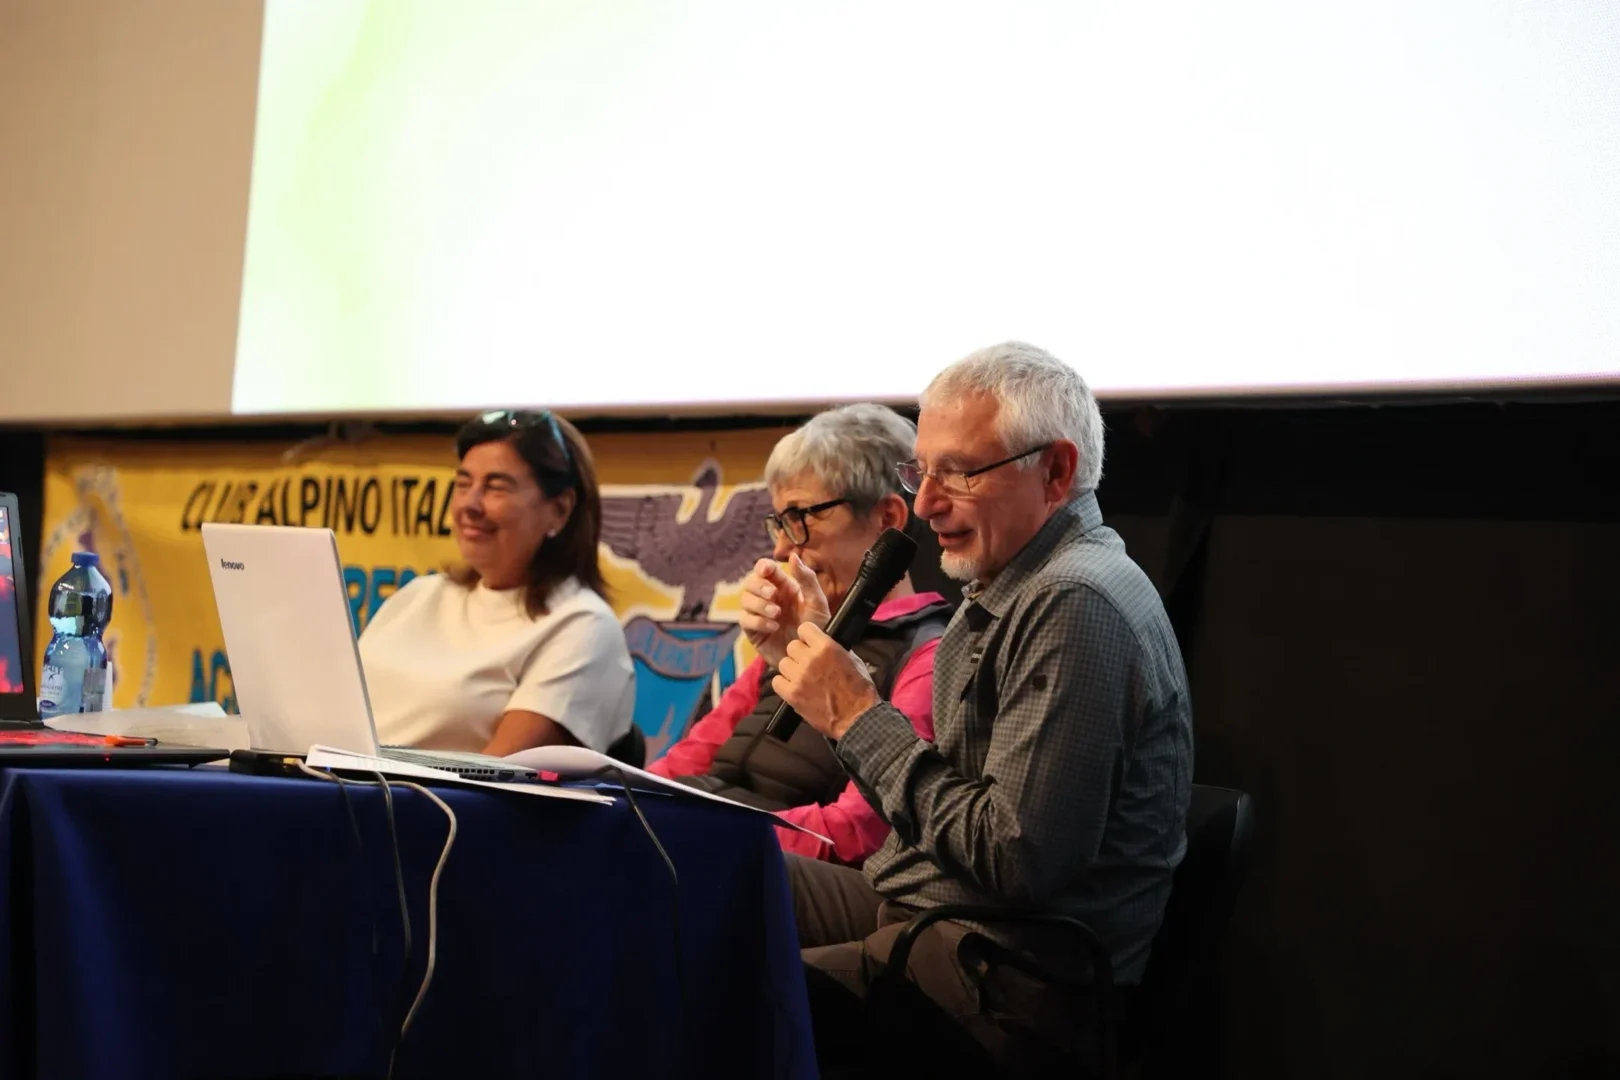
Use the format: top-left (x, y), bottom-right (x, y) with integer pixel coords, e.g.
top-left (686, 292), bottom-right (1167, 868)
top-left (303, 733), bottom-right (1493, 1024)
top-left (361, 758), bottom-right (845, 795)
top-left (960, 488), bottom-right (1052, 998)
top-left (471, 409), bottom-right (576, 478)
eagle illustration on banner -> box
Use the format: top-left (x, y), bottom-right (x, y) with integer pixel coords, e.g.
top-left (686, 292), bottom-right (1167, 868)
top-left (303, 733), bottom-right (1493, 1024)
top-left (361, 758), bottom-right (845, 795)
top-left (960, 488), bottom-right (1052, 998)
top-left (599, 461), bottom-right (776, 758)
top-left (600, 462), bottom-right (776, 620)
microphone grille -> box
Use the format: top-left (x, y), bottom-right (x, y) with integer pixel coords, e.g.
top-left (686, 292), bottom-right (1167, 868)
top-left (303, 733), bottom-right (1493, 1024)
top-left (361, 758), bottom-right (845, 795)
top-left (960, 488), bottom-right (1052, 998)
top-left (865, 527), bottom-right (918, 589)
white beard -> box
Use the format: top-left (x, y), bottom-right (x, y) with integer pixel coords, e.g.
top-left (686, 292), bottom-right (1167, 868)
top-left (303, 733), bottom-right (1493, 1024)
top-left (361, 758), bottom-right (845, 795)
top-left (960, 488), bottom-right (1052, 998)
top-left (939, 550), bottom-right (981, 583)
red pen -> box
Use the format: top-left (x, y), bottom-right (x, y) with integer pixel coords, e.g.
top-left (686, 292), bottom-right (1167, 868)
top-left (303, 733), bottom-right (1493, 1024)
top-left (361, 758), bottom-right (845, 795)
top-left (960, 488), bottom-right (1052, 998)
top-left (100, 735), bottom-right (155, 747)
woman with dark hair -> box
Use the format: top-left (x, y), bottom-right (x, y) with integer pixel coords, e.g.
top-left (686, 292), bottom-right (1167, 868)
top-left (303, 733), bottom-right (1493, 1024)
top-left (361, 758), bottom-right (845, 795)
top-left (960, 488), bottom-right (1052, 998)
top-left (359, 410), bottom-right (634, 755)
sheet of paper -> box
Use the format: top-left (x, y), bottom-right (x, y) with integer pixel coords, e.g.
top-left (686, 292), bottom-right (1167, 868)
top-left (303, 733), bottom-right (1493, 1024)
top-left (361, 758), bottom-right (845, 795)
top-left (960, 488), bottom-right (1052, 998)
top-left (306, 745), bottom-right (614, 805)
top-left (501, 744), bottom-right (833, 844)
top-left (46, 703), bottom-right (249, 755)
top-left (44, 702), bottom-right (228, 727)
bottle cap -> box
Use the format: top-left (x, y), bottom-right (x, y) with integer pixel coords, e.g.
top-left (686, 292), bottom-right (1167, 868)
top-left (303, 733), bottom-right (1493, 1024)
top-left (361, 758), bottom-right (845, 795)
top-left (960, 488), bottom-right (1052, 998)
top-left (70, 551), bottom-right (101, 568)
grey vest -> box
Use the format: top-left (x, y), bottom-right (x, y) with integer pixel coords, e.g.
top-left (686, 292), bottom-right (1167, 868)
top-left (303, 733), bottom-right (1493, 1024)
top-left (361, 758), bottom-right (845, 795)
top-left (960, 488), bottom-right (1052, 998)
top-left (679, 599), bottom-right (953, 811)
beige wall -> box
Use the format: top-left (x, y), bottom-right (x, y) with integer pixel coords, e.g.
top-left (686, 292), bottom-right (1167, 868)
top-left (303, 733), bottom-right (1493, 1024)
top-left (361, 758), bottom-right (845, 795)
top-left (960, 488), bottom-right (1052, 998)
top-left (0, 0), bottom-right (262, 424)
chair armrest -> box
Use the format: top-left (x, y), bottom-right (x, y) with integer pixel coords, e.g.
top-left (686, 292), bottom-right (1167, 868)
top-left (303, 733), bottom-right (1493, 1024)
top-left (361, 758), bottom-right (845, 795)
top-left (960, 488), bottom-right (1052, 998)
top-left (876, 904), bottom-right (1117, 1079)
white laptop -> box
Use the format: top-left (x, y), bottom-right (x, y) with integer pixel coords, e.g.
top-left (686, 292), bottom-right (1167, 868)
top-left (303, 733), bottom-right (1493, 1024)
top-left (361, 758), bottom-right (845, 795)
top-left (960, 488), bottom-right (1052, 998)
top-left (200, 523), bottom-right (538, 783)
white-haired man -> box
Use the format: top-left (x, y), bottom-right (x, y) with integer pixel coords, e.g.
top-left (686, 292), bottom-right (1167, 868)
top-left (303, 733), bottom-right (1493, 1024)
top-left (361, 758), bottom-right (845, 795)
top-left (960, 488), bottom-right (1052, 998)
top-left (743, 342), bottom-right (1193, 1072)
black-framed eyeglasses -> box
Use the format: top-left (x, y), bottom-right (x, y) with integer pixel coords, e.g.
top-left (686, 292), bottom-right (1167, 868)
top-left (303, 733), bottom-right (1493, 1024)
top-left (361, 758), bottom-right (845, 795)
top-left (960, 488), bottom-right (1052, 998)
top-left (895, 443), bottom-right (1052, 497)
top-left (763, 498), bottom-right (850, 547)
top-left (468, 409), bottom-right (576, 478)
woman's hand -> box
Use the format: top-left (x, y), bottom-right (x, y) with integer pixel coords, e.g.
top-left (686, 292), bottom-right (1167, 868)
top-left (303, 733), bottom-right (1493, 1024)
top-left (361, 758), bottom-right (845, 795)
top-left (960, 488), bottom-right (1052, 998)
top-left (737, 553), bottom-right (831, 669)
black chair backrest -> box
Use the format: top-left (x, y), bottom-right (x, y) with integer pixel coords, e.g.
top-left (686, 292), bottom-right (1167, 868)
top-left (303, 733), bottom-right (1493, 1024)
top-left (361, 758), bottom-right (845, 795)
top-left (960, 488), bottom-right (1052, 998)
top-left (1135, 784), bottom-right (1254, 1039)
top-left (607, 724), bottom-right (647, 770)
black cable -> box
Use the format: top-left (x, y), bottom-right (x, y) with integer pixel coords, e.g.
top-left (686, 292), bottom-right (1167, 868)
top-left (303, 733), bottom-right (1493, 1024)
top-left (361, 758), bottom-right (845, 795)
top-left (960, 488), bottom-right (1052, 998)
top-left (329, 771), bottom-right (383, 1013)
top-left (380, 780), bottom-right (456, 1080)
top-left (373, 771), bottom-right (413, 968)
top-left (608, 768), bottom-right (801, 1061)
top-left (329, 768), bottom-right (365, 849)
top-left (299, 764), bottom-right (416, 1079)
top-left (607, 766), bottom-right (688, 1036)
top-left (371, 772), bottom-right (417, 1080)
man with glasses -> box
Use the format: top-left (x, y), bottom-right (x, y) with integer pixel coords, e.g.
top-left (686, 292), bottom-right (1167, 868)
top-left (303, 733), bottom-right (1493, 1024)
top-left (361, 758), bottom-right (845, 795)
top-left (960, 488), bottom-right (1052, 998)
top-left (648, 404), bottom-right (953, 865)
top-left (749, 342), bottom-right (1193, 1074)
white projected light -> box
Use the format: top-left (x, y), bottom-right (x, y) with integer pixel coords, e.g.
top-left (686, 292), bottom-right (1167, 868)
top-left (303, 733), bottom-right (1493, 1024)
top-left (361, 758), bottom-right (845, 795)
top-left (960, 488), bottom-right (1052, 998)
top-left (234, 1), bottom-right (1620, 415)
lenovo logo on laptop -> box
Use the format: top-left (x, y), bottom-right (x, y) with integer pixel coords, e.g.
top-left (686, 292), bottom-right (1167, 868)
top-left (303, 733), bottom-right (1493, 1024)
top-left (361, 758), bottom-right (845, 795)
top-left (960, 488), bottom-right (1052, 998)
top-left (219, 559), bottom-right (245, 571)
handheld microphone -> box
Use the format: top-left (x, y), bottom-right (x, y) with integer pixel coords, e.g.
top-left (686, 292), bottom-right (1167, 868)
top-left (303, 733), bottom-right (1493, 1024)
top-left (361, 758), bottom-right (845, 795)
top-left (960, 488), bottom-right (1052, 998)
top-left (764, 527), bottom-right (918, 741)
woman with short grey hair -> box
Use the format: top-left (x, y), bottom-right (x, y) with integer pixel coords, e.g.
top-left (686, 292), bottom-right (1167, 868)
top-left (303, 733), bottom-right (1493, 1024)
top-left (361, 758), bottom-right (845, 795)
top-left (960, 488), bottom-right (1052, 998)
top-left (764, 402), bottom-right (919, 514)
top-left (649, 402), bottom-right (952, 866)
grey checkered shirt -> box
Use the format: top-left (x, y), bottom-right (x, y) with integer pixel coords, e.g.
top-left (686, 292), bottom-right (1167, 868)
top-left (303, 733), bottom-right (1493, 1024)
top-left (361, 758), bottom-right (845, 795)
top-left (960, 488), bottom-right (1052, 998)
top-left (837, 491), bottom-right (1193, 984)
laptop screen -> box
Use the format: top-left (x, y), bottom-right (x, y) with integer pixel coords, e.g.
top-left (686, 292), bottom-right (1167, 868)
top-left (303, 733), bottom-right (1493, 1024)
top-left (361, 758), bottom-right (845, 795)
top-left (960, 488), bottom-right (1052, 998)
top-left (0, 504), bottom-right (25, 698)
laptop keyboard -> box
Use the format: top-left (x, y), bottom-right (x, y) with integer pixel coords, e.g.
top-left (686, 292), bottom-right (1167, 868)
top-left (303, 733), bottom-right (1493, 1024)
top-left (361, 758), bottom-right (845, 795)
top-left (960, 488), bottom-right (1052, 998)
top-left (380, 746), bottom-right (537, 780)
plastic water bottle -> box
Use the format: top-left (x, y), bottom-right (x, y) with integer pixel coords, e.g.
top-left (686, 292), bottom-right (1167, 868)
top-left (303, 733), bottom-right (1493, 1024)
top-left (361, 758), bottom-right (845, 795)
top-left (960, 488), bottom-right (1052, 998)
top-left (38, 552), bottom-right (114, 718)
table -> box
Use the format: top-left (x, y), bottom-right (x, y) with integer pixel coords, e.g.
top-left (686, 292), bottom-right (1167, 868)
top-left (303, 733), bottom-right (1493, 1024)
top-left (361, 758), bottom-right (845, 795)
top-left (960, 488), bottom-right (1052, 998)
top-left (0, 766), bottom-right (817, 1079)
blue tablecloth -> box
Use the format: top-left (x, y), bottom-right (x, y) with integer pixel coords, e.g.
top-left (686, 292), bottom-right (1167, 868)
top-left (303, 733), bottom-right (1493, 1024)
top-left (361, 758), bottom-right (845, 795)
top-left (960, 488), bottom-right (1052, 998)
top-left (0, 766), bottom-right (817, 1079)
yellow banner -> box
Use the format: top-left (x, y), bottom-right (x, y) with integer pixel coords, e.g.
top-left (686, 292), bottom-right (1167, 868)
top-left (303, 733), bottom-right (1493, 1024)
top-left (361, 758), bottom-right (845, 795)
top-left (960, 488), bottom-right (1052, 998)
top-left (38, 428), bottom-right (793, 755)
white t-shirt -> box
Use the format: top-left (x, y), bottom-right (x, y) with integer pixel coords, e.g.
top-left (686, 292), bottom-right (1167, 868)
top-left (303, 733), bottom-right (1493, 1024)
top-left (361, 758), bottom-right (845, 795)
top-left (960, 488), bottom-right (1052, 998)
top-left (358, 573), bottom-right (635, 753)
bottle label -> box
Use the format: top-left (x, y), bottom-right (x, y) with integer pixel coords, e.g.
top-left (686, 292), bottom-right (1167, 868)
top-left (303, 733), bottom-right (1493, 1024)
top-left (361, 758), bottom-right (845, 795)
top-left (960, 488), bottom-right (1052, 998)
top-left (80, 667), bottom-right (107, 713)
top-left (39, 664), bottom-right (65, 711)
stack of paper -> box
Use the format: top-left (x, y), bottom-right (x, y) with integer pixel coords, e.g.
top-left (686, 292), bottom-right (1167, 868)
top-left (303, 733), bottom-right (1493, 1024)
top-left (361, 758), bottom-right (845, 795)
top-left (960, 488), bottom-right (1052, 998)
top-left (500, 744), bottom-right (832, 843)
top-left (305, 745), bottom-right (614, 805)
top-left (303, 743), bottom-right (832, 844)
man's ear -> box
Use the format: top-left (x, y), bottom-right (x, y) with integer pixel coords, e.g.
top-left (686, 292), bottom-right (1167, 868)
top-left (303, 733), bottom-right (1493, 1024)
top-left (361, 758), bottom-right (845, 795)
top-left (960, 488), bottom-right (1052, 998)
top-left (1045, 441), bottom-right (1079, 501)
